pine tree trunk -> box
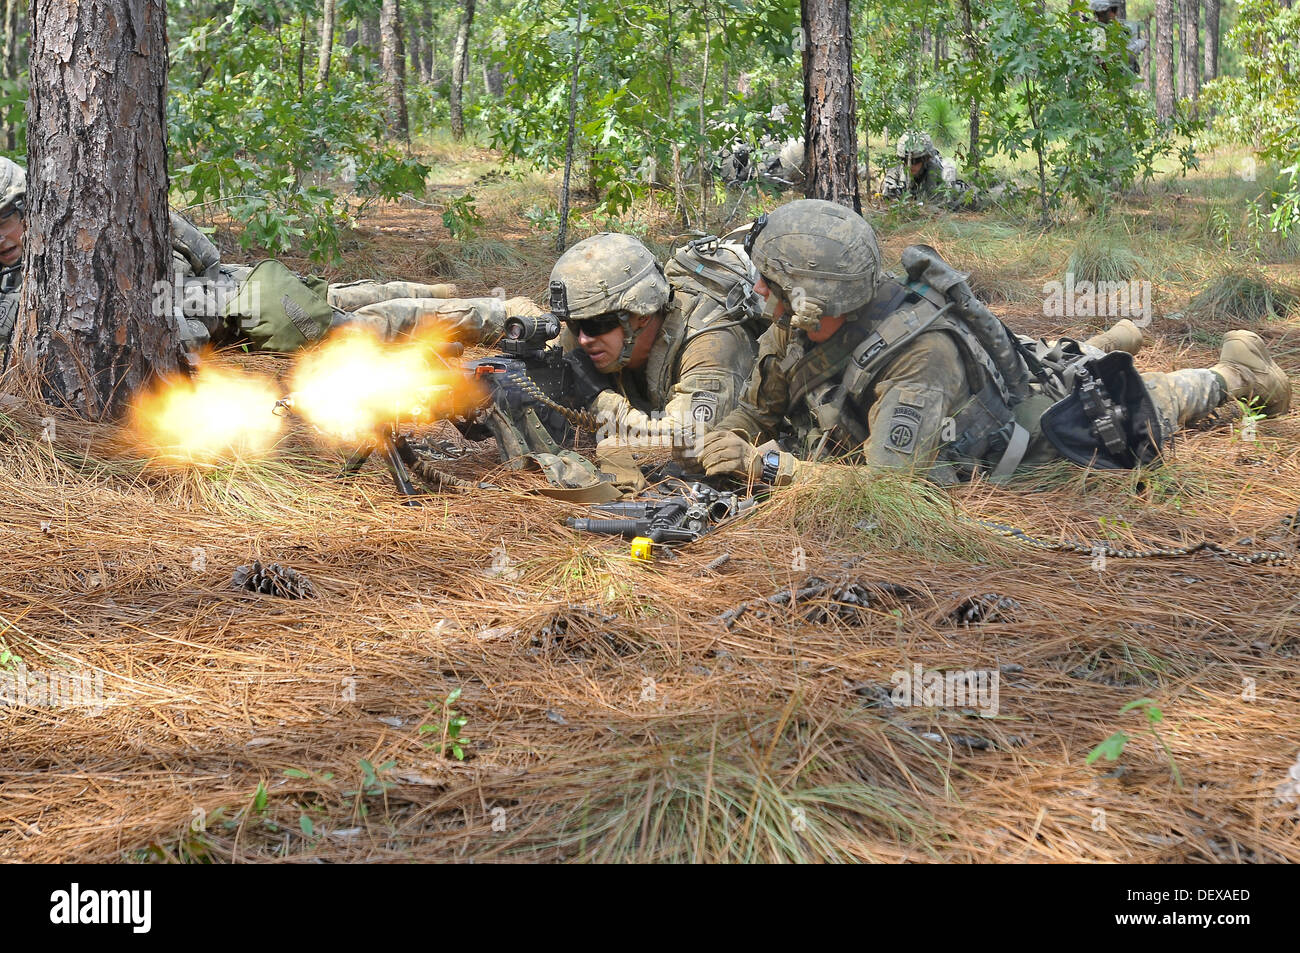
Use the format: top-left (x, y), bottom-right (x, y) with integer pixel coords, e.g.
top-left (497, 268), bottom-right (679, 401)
top-left (318, 0), bottom-right (336, 86)
top-left (1178, 0), bottom-right (1199, 100)
top-left (957, 0), bottom-right (981, 170)
top-left (449, 0), bottom-right (475, 140)
top-left (380, 0), bottom-right (408, 139)
top-left (1202, 0), bottom-right (1219, 82)
top-left (1140, 17), bottom-right (1152, 91)
top-left (18, 0), bottom-right (177, 417)
top-left (1155, 0), bottom-right (1175, 120)
top-left (483, 62), bottom-right (503, 97)
top-left (2, 0), bottom-right (22, 151)
top-left (801, 0), bottom-right (860, 212)
top-left (420, 4), bottom-right (433, 83)
top-left (360, 15), bottom-right (380, 59)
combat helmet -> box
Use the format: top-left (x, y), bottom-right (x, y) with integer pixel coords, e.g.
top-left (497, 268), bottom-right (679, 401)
top-left (0, 157), bottom-right (25, 287)
top-left (0, 156), bottom-right (25, 218)
top-left (548, 233), bottom-right (670, 370)
top-left (896, 131), bottom-right (935, 161)
top-left (744, 199), bottom-right (883, 331)
top-left (1088, 0), bottom-right (1119, 11)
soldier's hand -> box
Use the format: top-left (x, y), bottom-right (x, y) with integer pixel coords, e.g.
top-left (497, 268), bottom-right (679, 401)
top-left (562, 348), bottom-right (612, 406)
top-left (693, 429), bottom-right (762, 482)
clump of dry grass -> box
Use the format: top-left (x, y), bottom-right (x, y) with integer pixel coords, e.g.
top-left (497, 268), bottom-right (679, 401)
top-left (1186, 267), bottom-right (1300, 326)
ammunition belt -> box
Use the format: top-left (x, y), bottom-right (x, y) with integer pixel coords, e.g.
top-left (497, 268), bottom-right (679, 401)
top-left (967, 516), bottom-right (1295, 566)
top-left (504, 368), bottom-right (602, 432)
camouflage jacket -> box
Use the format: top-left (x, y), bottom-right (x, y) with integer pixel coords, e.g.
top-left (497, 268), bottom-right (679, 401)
top-left (881, 154), bottom-right (960, 200)
top-left (562, 238), bottom-right (760, 442)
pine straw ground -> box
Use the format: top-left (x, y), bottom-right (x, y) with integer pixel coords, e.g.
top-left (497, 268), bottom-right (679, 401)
top-left (3, 156), bottom-right (1300, 863)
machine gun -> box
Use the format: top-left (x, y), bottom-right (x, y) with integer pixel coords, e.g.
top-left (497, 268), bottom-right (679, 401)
top-left (454, 313), bottom-right (603, 458)
top-left (273, 313), bottom-right (604, 500)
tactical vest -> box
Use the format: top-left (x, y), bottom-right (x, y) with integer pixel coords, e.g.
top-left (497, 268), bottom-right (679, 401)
top-left (779, 279), bottom-right (1024, 480)
top-left (0, 269), bottom-right (22, 368)
top-left (594, 236), bottom-right (761, 413)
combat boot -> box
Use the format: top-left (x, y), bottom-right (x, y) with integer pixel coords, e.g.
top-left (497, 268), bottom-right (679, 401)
top-left (1211, 330), bottom-right (1292, 417)
top-left (1083, 319), bottom-right (1145, 355)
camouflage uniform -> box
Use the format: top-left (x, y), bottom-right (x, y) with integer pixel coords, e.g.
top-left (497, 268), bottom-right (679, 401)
top-left (167, 208), bottom-right (528, 353)
top-left (695, 200), bottom-right (1291, 486)
top-left (880, 131), bottom-right (963, 203)
top-left (551, 233), bottom-right (760, 447)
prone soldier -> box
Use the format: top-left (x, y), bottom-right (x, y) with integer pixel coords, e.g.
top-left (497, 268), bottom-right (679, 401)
top-left (682, 199), bottom-right (1292, 487)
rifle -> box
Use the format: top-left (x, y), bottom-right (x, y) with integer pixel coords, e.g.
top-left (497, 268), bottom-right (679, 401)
top-left (566, 481), bottom-right (758, 549)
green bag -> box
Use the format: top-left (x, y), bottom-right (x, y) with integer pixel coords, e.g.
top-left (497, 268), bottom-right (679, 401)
top-left (225, 259), bottom-right (333, 351)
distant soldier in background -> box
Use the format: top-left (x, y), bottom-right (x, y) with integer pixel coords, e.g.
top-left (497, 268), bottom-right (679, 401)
top-left (1089, 0), bottom-right (1146, 74)
top-left (880, 131), bottom-right (966, 203)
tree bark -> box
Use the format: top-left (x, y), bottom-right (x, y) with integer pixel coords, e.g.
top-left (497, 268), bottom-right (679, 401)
top-left (360, 15), bottom-right (380, 60)
top-left (1202, 0), bottom-right (1219, 82)
top-left (1178, 0), bottom-right (1199, 100)
top-left (17, 0), bottom-right (177, 417)
top-left (557, 0), bottom-right (583, 252)
top-left (449, 0), bottom-right (475, 140)
top-left (318, 0), bottom-right (336, 86)
top-left (1155, 0), bottom-right (1175, 120)
top-left (420, 4), bottom-right (433, 83)
top-left (1140, 17), bottom-right (1152, 91)
top-left (957, 0), bottom-right (981, 170)
top-left (380, 0), bottom-right (409, 139)
top-left (801, 0), bottom-right (860, 212)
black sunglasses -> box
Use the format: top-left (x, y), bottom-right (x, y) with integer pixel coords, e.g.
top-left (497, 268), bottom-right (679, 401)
top-left (565, 312), bottom-right (626, 338)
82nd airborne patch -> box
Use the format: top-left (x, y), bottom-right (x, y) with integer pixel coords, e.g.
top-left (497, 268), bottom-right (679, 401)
top-left (690, 391), bottom-right (719, 424)
top-left (885, 403), bottom-right (924, 454)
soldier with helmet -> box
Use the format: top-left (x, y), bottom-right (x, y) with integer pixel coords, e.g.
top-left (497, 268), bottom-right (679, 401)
top-left (682, 199), bottom-right (1292, 486)
top-left (0, 157), bottom-right (25, 365)
top-left (880, 131), bottom-right (964, 203)
top-left (547, 231), bottom-right (761, 456)
top-left (1088, 0), bottom-right (1146, 74)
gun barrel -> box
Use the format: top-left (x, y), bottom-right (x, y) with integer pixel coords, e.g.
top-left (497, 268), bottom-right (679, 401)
top-left (566, 517), bottom-right (649, 538)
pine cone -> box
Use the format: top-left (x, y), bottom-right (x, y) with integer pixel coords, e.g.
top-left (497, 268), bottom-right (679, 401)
top-left (231, 561), bottom-right (318, 599)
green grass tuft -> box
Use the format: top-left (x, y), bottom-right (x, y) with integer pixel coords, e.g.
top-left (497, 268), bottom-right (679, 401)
top-left (1186, 268), bottom-right (1300, 324)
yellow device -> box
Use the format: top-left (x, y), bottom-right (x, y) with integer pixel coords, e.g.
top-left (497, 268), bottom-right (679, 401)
top-left (630, 536), bottom-right (655, 561)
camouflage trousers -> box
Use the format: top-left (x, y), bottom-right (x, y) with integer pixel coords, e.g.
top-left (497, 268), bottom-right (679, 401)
top-left (328, 281), bottom-right (543, 346)
top-left (1141, 368), bottom-right (1225, 439)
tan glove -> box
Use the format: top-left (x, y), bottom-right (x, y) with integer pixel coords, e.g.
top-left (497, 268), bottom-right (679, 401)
top-left (695, 429), bottom-right (763, 482)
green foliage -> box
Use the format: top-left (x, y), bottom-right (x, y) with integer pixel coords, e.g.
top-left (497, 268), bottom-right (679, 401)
top-left (168, 2), bottom-right (428, 263)
top-left (955, 0), bottom-right (1195, 219)
top-left (420, 687), bottom-right (470, 760)
top-left (0, 71), bottom-right (27, 160)
top-left (479, 0), bottom-right (798, 218)
top-left (1201, 0), bottom-right (1300, 237)
top-left (441, 193), bottom-right (484, 241)
top-left (1086, 697), bottom-right (1183, 787)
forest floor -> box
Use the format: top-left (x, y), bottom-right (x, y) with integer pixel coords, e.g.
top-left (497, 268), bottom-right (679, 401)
top-left (2, 141), bottom-right (1299, 862)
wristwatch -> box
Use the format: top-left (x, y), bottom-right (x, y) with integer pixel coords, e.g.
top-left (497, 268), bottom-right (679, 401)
top-left (760, 450), bottom-right (783, 486)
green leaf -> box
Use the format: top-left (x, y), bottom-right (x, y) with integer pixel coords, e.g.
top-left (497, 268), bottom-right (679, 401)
top-left (251, 782), bottom-right (268, 816)
top-left (1118, 698), bottom-right (1156, 715)
top-left (299, 815), bottom-right (314, 837)
top-left (1086, 731), bottom-right (1130, 764)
